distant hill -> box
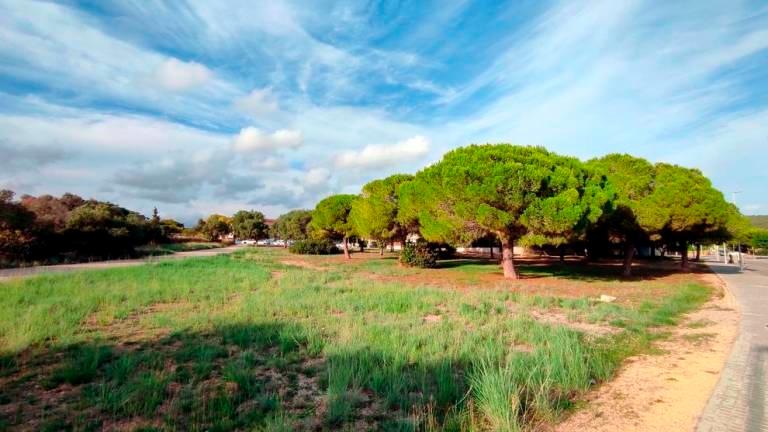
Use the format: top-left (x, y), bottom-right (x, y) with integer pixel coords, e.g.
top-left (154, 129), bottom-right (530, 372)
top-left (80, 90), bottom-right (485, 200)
top-left (748, 215), bottom-right (768, 229)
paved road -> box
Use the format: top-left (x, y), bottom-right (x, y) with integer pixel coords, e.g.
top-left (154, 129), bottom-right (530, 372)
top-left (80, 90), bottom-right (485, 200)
top-left (698, 257), bottom-right (768, 432)
top-left (0, 245), bottom-right (244, 281)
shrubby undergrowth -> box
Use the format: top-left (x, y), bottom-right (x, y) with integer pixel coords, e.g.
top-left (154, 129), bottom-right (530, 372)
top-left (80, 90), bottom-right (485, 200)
top-left (288, 239), bottom-right (340, 255)
top-left (399, 242), bottom-right (439, 268)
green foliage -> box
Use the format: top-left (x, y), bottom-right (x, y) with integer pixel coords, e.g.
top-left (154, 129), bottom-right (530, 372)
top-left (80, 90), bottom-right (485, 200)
top-left (231, 210), bottom-right (268, 240)
top-left (1, 190), bottom-right (183, 266)
top-left (723, 204), bottom-right (754, 245)
top-left (350, 174), bottom-right (414, 244)
top-left (587, 154), bottom-right (654, 240)
top-left (159, 218), bottom-right (184, 237)
top-left (399, 242), bottom-right (439, 268)
top-left (288, 239), bottom-right (340, 255)
top-left (751, 229), bottom-right (768, 252)
top-left (0, 190), bottom-right (37, 263)
top-left (271, 209), bottom-right (312, 242)
top-left (637, 163), bottom-right (730, 249)
top-left (406, 144), bottom-right (607, 243)
top-left (308, 194), bottom-right (356, 240)
top-left (197, 214), bottom-right (232, 242)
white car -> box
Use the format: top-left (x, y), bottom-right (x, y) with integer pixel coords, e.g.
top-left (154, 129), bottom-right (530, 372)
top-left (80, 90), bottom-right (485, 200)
top-left (256, 239), bottom-right (272, 246)
top-left (239, 239), bottom-right (257, 246)
top-left (273, 239), bottom-right (286, 247)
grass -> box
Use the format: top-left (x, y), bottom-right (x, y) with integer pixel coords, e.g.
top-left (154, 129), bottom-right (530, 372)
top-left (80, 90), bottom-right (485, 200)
top-left (0, 248), bottom-right (713, 431)
top-left (136, 241), bottom-right (222, 256)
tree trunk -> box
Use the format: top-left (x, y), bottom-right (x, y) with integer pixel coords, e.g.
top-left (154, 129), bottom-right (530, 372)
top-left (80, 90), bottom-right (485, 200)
top-left (379, 245), bottom-right (384, 256)
top-left (489, 245), bottom-right (494, 259)
top-left (390, 241), bottom-right (394, 252)
top-left (500, 234), bottom-right (519, 279)
top-left (622, 242), bottom-right (635, 277)
top-left (680, 241), bottom-right (689, 269)
top-left (284, 239), bottom-right (288, 248)
top-left (342, 236), bottom-right (351, 259)
top-left (650, 246), bottom-right (655, 258)
top-left (559, 245), bottom-right (565, 263)
top-left (695, 244), bottom-right (701, 261)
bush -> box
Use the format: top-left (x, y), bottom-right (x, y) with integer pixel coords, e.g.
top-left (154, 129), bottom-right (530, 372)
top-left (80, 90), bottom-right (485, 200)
top-left (289, 239), bottom-right (340, 255)
top-left (399, 242), bottom-right (439, 268)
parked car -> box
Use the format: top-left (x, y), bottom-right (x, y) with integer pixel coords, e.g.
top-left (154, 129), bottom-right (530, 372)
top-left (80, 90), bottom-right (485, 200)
top-left (256, 239), bottom-right (272, 246)
top-left (239, 239), bottom-right (257, 246)
top-left (273, 239), bottom-right (286, 247)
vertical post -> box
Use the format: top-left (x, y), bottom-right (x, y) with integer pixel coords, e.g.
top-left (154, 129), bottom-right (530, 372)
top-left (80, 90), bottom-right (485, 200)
top-left (738, 241), bottom-right (744, 271)
top-left (722, 242), bottom-right (727, 263)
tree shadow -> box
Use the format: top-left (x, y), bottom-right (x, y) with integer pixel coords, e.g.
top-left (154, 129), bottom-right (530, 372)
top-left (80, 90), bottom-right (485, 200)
top-left (436, 257), bottom-right (499, 269)
top-left (0, 322), bottom-right (473, 431)
top-left (435, 254), bottom-right (697, 282)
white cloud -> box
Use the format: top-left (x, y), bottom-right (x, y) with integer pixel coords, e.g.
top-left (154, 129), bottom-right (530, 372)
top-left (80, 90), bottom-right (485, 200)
top-left (304, 167), bottom-right (330, 186)
top-left (252, 156), bottom-right (287, 171)
top-left (234, 88), bottom-right (279, 117)
top-left (335, 135), bottom-right (430, 168)
top-left (232, 127), bottom-right (303, 152)
top-left (154, 58), bottom-right (213, 91)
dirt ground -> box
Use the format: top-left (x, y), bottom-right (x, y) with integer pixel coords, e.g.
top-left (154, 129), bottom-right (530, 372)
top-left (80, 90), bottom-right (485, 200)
top-left (554, 272), bottom-right (739, 432)
top-left (280, 251), bottom-right (712, 306)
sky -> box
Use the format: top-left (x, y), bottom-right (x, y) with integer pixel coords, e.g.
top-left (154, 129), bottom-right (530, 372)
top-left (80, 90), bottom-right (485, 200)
top-left (1, 0), bottom-right (767, 225)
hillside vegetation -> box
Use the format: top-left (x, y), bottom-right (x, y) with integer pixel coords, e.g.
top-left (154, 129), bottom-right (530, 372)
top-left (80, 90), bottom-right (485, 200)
top-left (748, 215), bottom-right (768, 229)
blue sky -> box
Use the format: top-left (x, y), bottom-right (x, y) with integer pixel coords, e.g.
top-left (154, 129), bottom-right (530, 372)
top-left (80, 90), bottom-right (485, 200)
top-left (1, 0), bottom-right (767, 224)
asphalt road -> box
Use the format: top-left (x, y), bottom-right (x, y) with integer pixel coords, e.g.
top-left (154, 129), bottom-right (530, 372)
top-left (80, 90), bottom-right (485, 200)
top-left (698, 256), bottom-right (768, 432)
top-left (0, 245), bottom-right (244, 281)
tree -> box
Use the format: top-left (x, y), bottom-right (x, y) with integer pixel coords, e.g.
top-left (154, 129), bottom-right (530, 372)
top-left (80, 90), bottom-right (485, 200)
top-left (637, 163), bottom-right (730, 269)
top-left (405, 144), bottom-right (607, 279)
top-left (751, 229), bottom-right (768, 252)
top-left (587, 154), bottom-right (655, 276)
top-left (231, 210), bottom-right (268, 240)
top-left (64, 201), bottom-right (151, 258)
top-left (350, 174), bottom-right (414, 255)
top-left (160, 219), bottom-right (184, 237)
top-left (272, 210), bottom-right (312, 246)
top-left (0, 190), bottom-right (37, 263)
top-left (20, 194), bottom-right (71, 230)
top-left (199, 214), bottom-right (231, 242)
top-left (309, 194), bottom-right (356, 259)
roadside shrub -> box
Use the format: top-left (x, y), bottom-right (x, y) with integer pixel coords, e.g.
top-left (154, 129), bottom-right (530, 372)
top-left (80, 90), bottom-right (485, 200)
top-left (399, 242), bottom-right (439, 268)
top-left (289, 239), bottom-right (339, 255)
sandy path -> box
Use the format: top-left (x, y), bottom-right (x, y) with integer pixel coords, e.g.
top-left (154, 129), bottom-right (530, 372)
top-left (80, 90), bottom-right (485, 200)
top-left (555, 274), bottom-right (739, 432)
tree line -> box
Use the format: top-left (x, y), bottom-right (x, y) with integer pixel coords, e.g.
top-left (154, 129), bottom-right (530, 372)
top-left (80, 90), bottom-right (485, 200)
top-left (4, 144), bottom-right (764, 271)
top-left (0, 191), bottom-right (183, 266)
top-left (293, 144), bottom-right (763, 279)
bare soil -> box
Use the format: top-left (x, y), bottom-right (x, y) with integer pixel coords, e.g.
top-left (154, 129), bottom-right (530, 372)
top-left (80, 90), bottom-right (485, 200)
top-left (555, 273), bottom-right (739, 432)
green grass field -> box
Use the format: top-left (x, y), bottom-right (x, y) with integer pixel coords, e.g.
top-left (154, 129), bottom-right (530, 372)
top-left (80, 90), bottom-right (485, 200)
top-left (0, 249), bottom-right (712, 431)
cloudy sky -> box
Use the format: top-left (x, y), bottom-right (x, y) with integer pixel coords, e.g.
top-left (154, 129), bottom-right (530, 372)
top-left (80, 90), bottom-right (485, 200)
top-left (1, 0), bottom-right (767, 224)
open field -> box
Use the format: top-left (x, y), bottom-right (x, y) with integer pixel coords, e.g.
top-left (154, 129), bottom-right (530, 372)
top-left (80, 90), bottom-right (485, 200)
top-left (0, 249), bottom-right (720, 431)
